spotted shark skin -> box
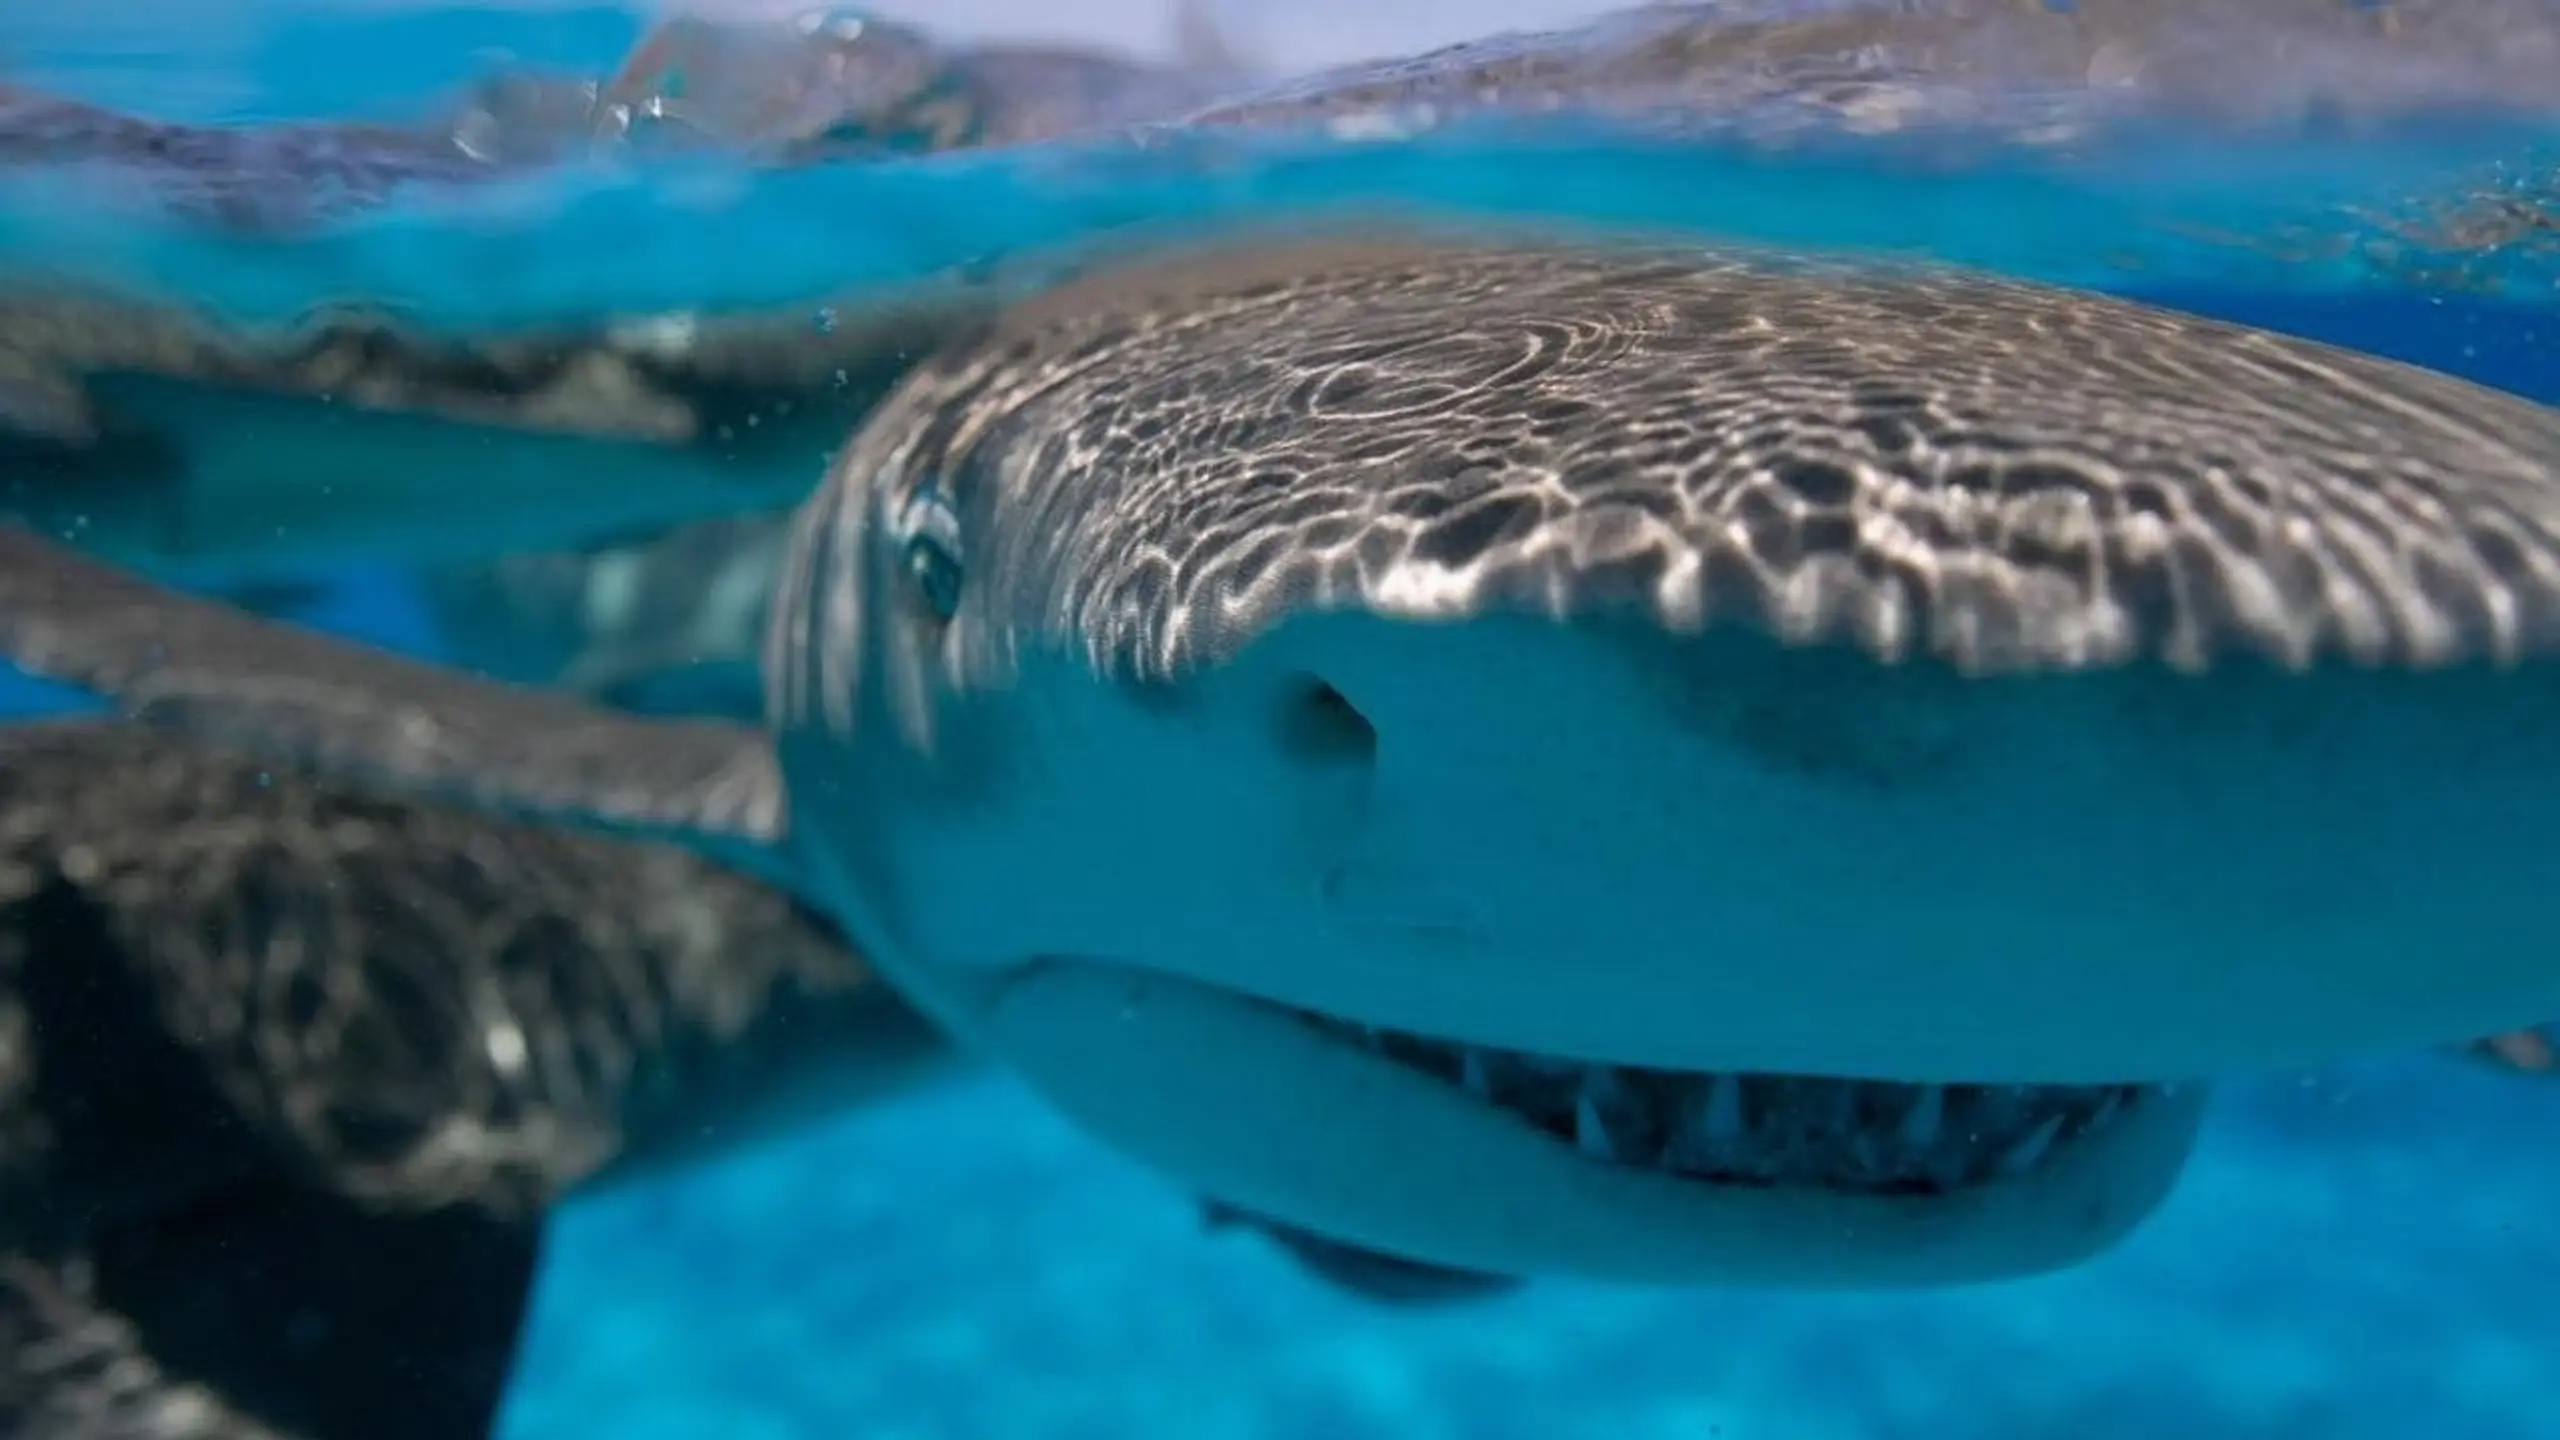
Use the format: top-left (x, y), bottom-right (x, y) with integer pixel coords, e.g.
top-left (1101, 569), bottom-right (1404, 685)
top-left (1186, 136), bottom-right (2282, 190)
top-left (6, 227), bottom-right (2560, 1291)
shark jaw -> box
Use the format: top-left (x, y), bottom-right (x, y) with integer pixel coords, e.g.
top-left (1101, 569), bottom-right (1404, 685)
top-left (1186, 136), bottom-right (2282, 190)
top-left (969, 958), bottom-right (2207, 1287)
top-left (797, 847), bottom-right (2209, 1286)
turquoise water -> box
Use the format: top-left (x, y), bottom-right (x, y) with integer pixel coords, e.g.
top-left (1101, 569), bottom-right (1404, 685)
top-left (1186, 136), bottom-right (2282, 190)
top-left (11, 5), bottom-right (2560, 1437)
top-left (511, 1054), bottom-right (2560, 1439)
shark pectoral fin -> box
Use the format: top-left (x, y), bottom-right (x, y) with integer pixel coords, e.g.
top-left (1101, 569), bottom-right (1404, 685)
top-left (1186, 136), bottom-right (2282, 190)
top-left (1201, 1200), bottom-right (1523, 1308)
top-left (0, 524), bottom-right (792, 868)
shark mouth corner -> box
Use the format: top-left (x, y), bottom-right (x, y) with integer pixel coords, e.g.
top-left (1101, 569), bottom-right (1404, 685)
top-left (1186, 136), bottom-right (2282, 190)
top-left (1299, 1012), bottom-right (2159, 1196)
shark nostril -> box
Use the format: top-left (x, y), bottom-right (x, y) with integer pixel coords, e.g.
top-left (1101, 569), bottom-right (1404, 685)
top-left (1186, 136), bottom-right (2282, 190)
top-left (1275, 674), bottom-right (1378, 772)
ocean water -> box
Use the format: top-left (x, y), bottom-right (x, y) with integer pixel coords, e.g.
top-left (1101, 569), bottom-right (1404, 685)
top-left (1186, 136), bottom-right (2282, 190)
top-left (9, 4), bottom-right (2560, 1438)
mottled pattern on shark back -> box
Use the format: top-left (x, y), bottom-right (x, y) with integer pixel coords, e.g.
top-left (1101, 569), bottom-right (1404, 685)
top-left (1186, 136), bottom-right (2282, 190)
top-left (786, 229), bottom-right (2560, 710)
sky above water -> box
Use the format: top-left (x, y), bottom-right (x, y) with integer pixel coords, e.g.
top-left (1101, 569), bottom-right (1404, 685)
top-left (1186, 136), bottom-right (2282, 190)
top-left (683, 0), bottom-right (1608, 70)
top-left (7, 0), bottom-right (1621, 90)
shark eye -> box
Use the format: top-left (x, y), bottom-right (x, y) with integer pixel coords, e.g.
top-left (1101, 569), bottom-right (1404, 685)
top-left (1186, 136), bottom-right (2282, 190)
top-left (895, 486), bottom-right (965, 622)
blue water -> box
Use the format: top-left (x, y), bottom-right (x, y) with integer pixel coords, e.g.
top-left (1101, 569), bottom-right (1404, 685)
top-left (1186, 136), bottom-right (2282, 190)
top-left (509, 1055), bottom-right (2560, 1440)
top-left (10, 5), bottom-right (2560, 1437)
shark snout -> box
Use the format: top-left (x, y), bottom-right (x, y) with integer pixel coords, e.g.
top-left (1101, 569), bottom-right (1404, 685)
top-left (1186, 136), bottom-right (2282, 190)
top-left (1212, 611), bottom-right (1682, 970)
top-left (1253, 653), bottom-right (1525, 947)
top-left (1183, 603), bottom-right (2560, 1086)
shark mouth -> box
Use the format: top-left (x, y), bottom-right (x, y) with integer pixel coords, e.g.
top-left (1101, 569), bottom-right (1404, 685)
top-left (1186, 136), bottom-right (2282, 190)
top-left (1305, 1014), bottom-right (2157, 1195)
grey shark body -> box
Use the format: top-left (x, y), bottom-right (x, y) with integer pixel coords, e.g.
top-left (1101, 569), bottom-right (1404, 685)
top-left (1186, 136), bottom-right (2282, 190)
top-left (7, 227), bottom-right (2560, 1290)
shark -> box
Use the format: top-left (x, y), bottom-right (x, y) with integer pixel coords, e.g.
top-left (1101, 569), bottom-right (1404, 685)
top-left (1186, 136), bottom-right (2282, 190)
top-left (6, 224), bottom-right (2560, 1290)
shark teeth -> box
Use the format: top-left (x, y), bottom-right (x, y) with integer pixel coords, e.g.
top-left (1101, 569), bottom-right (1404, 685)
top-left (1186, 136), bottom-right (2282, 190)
top-left (1324, 1020), bottom-right (2150, 1196)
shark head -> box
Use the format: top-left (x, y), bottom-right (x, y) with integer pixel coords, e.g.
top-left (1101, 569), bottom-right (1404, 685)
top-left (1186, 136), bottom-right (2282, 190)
top-left (755, 226), bottom-right (2560, 1287)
